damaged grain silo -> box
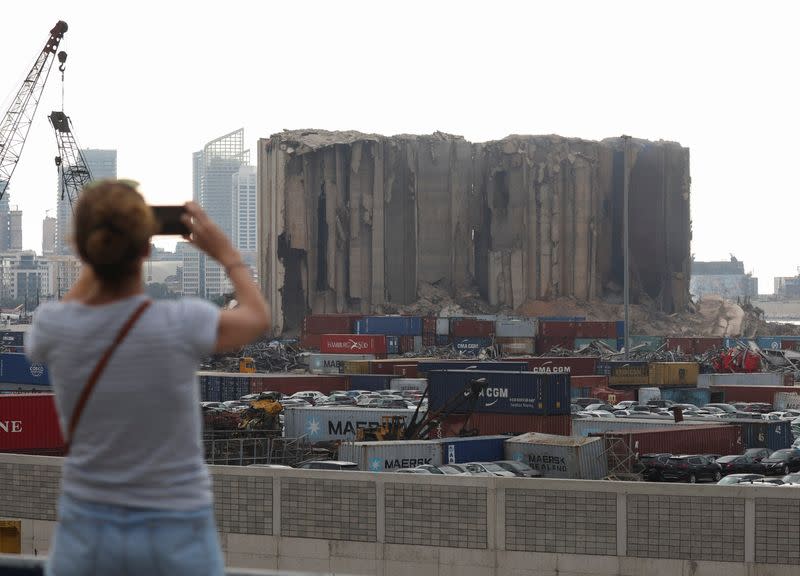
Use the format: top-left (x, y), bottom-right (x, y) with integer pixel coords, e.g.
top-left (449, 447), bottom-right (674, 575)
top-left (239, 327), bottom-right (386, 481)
top-left (257, 130), bottom-right (691, 335)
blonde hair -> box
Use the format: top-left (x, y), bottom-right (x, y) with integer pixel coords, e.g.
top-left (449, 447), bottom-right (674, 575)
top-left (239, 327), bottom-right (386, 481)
top-left (73, 179), bottom-right (156, 285)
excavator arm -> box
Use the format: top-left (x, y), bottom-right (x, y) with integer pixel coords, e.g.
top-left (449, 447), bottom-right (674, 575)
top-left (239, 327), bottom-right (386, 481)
top-left (0, 21), bottom-right (68, 200)
top-left (403, 377), bottom-right (488, 440)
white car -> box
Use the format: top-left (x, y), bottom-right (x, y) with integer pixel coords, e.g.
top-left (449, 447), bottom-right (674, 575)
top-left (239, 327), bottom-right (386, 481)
top-left (613, 401), bottom-right (639, 410)
top-left (290, 391), bottom-right (327, 404)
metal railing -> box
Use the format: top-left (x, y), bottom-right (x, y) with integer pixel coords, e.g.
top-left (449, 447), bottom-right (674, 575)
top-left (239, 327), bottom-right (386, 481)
top-left (202, 433), bottom-right (321, 467)
top-left (0, 555), bottom-right (340, 575)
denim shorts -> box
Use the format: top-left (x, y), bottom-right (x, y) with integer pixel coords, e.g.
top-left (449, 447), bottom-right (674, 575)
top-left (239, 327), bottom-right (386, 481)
top-left (46, 493), bottom-right (224, 576)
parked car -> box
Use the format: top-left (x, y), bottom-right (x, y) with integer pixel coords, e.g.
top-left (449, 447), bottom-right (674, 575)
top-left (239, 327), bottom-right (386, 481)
top-left (585, 403), bottom-right (615, 413)
top-left (743, 448), bottom-right (772, 462)
top-left (415, 464), bottom-right (444, 474)
top-left (703, 403), bottom-right (738, 414)
top-left (573, 398), bottom-right (603, 410)
top-left (646, 400), bottom-right (675, 408)
top-left (290, 391), bottom-right (327, 405)
top-left (395, 468), bottom-right (434, 474)
top-left (732, 402), bottom-right (772, 414)
top-left (493, 460), bottom-right (543, 478)
top-left (661, 455), bottom-right (722, 483)
top-left (437, 465), bottom-right (471, 476)
top-left (464, 462), bottom-right (517, 477)
top-left (760, 449), bottom-right (800, 476)
top-left (752, 477), bottom-right (784, 486)
top-left (279, 398), bottom-right (311, 408)
top-left (613, 401), bottom-right (639, 410)
top-left (782, 473), bottom-right (800, 485)
top-left (318, 394), bottom-right (357, 406)
top-left (298, 460), bottom-right (359, 471)
top-left (717, 473), bottom-right (765, 486)
top-left (639, 453), bottom-right (672, 481)
top-left (716, 454), bottom-right (765, 476)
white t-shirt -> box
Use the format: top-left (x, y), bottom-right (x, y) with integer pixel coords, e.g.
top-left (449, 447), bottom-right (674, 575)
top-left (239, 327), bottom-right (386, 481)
top-left (26, 294), bottom-right (220, 511)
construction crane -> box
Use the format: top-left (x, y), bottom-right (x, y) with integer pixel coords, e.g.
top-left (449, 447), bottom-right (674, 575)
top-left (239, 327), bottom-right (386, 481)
top-left (49, 111), bottom-right (92, 211)
top-left (0, 21), bottom-right (68, 200)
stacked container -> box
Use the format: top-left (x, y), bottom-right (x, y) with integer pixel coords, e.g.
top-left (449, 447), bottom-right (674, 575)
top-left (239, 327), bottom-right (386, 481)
top-left (198, 372), bottom-right (348, 399)
top-left (504, 433), bottom-right (608, 479)
top-left (525, 356), bottom-right (599, 376)
top-left (648, 362), bottom-right (699, 387)
top-left (305, 353), bottom-right (375, 374)
top-left (0, 394), bottom-right (64, 455)
top-left (0, 354), bottom-right (50, 387)
top-left (282, 406), bottom-right (418, 442)
top-left (320, 334), bottom-right (387, 357)
top-left (594, 425), bottom-right (743, 462)
top-left (301, 314), bottom-right (362, 349)
top-left (596, 361), bottom-right (649, 386)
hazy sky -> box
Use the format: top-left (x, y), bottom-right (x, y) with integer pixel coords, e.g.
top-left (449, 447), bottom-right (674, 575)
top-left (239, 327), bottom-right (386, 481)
top-left (1, 1), bottom-right (797, 293)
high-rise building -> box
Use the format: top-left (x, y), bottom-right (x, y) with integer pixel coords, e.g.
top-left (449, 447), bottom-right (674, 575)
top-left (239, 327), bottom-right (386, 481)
top-left (56, 148), bottom-right (117, 254)
top-left (42, 216), bottom-right (57, 255)
top-left (191, 129), bottom-right (249, 298)
top-left (233, 165), bottom-right (257, 253)
top-left (8, 210), bottom-right (22, 251)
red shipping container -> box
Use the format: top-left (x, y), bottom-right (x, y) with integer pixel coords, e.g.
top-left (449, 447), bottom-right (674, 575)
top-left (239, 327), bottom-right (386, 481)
top-left (300, 333), bottom-right (321, 350)
top-left (248, 375), bottom-right (347, 395)
top-left (399, 335), bottom-right (415, 354)
top-left (0, 394), bottom-right (64, 453)
top-left (320, 334), bottom-right (387, 356)
top-left (538, 321), bottom-right (578, 338)
top-left (782, 340), bottom-right (800, 352)
top-left (571, 375), bottom-right (609, 389)
top-left (369, 358), bottom-right (430, 375)
top-left (693, 338), bottom-right (724, 354)
top-left (573, 322), bottom-right (617, 339)
top-left (524, 356), bottom-right (599, 377)
top-left (303, 314), bottom-right (362, 335)
top-left (393, 364), bottom-right (419, 378)
top-left (709, 385), bottom-right (794, 405)
top-left (592, 387), bottom-right (636, 404)
top-left (423, 318), bottom-right (437, 336)
top-left (594, 425), bottom-right (742, 461)
top-left (665, 337), bottom-right (695, 355)
top-left (451, 319), bottom-right (495, 338)
top-left (435, 413), bottom-right (571, 438)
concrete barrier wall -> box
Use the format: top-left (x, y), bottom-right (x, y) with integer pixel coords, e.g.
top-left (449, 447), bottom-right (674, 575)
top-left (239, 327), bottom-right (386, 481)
top-left (1, 453), bottom-right (799, 575)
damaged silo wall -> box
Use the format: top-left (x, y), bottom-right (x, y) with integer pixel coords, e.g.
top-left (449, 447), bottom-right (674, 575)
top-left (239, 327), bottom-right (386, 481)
top-left (258, 130), bottom-right (690, 335)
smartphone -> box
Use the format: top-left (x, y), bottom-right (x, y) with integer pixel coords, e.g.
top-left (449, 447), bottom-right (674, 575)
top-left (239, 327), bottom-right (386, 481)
top-left (151, 205), bottom-right (189, 236)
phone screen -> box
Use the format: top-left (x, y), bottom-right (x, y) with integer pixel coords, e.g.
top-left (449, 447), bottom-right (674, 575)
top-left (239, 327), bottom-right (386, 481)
top-left (151, 205), bottom-right (189, 236)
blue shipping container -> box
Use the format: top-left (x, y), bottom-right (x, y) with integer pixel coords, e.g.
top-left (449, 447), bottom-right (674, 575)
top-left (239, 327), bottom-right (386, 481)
top-left (0, 331), bottom-right (24, 347)
top-left (417, 361), bottom-right (528, 374)
top-left (356, 317), bottom-right (422, 336)
top-left (571, 387), bottom-right (592, 399)
top-left (756, 337), bottom-right (783, 351)
top-left (427, 370), bottom-right (570, 415)
top-left (615, 321), bottom-right (625, 338)
top-left (435, 335), bottom-right (450, 346)
top-left (453, 337), bottom-right (492, 355)
top-left (347, 374), bottom-right (393, 391)
top-left (0, 353), bottom-right (49, 386)
top-left (659, 387), bottom-right (711, 406)
top-left (723, 338), bottom-right (752, 349)
top-left (386, 336), bottom-right (399, 355)
top-left (738, 420), bottom-right (792, 451)
top-left (439, 436), bottom-right (509, 464)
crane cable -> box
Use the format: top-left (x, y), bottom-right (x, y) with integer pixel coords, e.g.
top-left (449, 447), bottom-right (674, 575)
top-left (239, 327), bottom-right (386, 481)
top-left (57, 51), bottom-right (67, 112)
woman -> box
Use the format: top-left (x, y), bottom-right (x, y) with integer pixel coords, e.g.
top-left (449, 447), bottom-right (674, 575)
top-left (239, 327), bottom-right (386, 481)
top-left (26, 179), bottom-right (270, 575)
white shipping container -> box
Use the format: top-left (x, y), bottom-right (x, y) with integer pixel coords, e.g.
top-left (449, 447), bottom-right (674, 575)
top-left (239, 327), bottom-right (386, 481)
top-left (698, 373), bottom-right (787, 388)
top-left (304, 353), bottom-right (375, 374)
top-left (572, 417), bottom-right (729, 437)
top-left (436, 318), bottom-right (450, 336)
top-left (774, 392), bottom-right (800, 410)
top-left (637, 387), bottom-right (661, 404)
top-left (390, 378), bottom-right (427, 393)
top-left (413, 336), bottom-right (423, 352)
top-left (283, 406), bottom-right (417, 442)
top-left (495, 319), bottom-right (537, 338)
top-left (338, 440), bottom-right (442, 471)
top-left (504, 433), bottom-right (607, 479)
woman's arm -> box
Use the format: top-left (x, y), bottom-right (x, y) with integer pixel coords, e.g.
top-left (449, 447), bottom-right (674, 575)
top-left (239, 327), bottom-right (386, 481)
top-left (182, 202), bottom-right (271, 352)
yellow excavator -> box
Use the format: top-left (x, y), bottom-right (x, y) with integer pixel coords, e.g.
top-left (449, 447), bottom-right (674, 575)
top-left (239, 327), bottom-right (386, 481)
top-left (238, 393), bottom-right (282, 432)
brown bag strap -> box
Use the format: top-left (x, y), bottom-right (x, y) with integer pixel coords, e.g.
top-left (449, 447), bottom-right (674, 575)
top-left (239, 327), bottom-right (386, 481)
top-left (64, 299), bottom-right (152, 454)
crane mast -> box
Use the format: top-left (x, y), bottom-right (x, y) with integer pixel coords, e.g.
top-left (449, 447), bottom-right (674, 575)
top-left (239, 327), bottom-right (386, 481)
top-left (49, 111), bottom-right (92, 211)
top-left (0, 21), bottom-right (68, 200)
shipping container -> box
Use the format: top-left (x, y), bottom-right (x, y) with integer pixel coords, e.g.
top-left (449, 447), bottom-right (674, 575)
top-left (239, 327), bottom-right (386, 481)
top-left (355, 316), bottom-right (422, 336)
top-left (496, 337), bottom-right (536, 356)
top-left (664, 337), bottom-right (695, 355)
top-left (698, 373), bottom-right (791, 388)
top-left (570, 375), bottom-right (609, 389)
top-left (436, 413), bottom-right (572, 437)
top-left (303, 314), bottom-right (361, 335)
top-left (538, 321), bottom-right (578, 337)
top-left (390, 378), bottom-right (427, 393)
top-left (435, 318), bottom-right (450, 336)
top-left (574, 338), bottom-right (618, 350)
top-left (525, 356), bottom-right (599, 377)
top-left (636, 387), bottom-right (661, 405)
top-left (453, 337), bottom-right (492, 355)
top-left (504, 433), bottom-right (608, 479)
top-left (427, 370), bottom-right (570, 415)
top-left (659, 387), bottom-right (711, 406)
top-left (320, 334), bottom-right (387, 356)
top-left (648, 362), bottom-right (699, 387)
top-left (439, 435), bottom-right (508, 464)
top-left (724, 338), bottom-right (752, 349)
top-left (709, 385), bottom-right (796, 405)
top-left (346, 374), bottom-right (393, 392)
top-left (417, 361), bottom-right (528, 374)
top-left (339, 440), bottom-right (442, 471)
top-left (693, 338), bottom-right (724, 354)
top-left (283, 407), bottom-right (418, 442)
top-left (536, 336), bottom-right (575, 354)
top-left (574, 322), bottom-right (618, 339)
top-left (342, 360), bottom-right (372, 375)
top-left (572, 417), bottom-right (729, 437)
top-left (422, 317), bottom-right (436, 335)
top-left (737, 419), bottom-right (792, 450)
top-left (386, 336), bottom-right (399, 355)
top-left (0, 331), bottom-right (25, 347)
top-left (756, 337), bottom-right (783, 351)
top-left (0, 354), bottom-right (50, 387)
top-left (592, 387), bottom-right (636, 404)
top-left (571, 387), bottom-right (592, 399)
top-left (594, 425), bottom-right (742, 462)
top-left (392, 365), bottom-right (418, 378)
top-left (596, 361), bottom-right (649, 386)
top-left (0, 394), bottom-right (64, 454)
top-left (198, 372), bottom-right (348, 398)
top-left (369, 358), bottom-right (434, 375)
top-left (413, 336), bottom-right (423, 353)
top-left (398, 336), bottom-right (415, 354)
top-left (628, 335), bottom-right (665, 352)
top-left (451, 319), bottom-right (495, 338)
top-left (495, 319), bottom-right (537, 338)
top-left (435, 335), bottom-right (450, 346)
top-left (774, 392), bottom-right (800, 411)
top-left (538, 316), bottom-right (586, 322)
top-left (305, 353), bottom-right (375, 374)
top-left (300, 333), bottom-right (321, 350)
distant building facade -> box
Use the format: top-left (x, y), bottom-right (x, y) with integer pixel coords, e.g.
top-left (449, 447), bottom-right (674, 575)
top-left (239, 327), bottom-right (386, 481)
top-left (56, 148), bottom-right (117, 254)
top-left (690, 257), bottom-right (758, 300)
top-left (42, 216), bottom-right (56, 255)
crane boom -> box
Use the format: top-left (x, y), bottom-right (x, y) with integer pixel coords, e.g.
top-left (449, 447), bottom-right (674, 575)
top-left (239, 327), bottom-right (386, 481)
top-left (49, 111), bottom-right (92, 211)
top-left (0, 21), bottom-right (68, 200)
